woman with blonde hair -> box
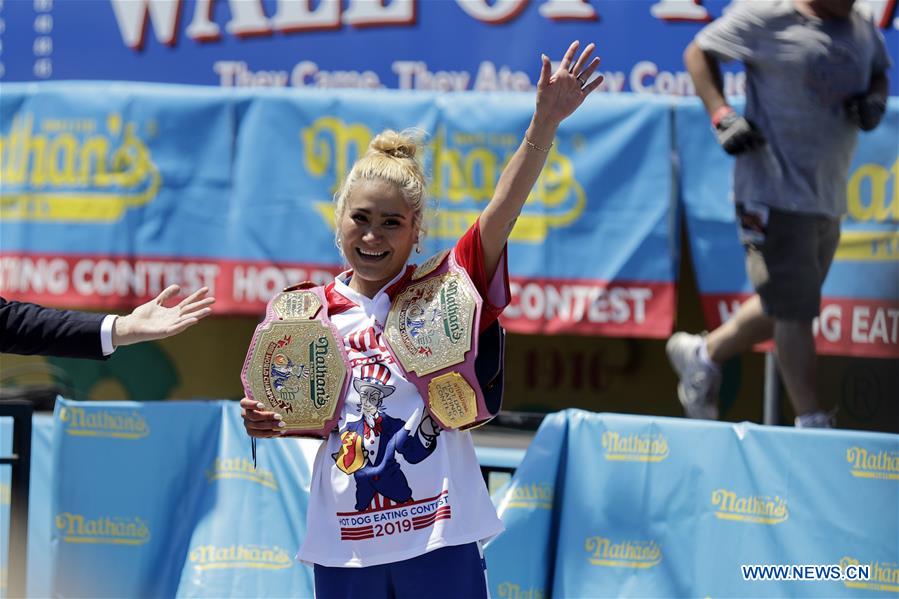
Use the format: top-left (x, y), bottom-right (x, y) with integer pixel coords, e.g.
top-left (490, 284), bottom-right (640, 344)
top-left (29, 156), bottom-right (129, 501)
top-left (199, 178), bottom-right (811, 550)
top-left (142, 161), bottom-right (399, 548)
top-left (241, 41), bottom-right (603, 598)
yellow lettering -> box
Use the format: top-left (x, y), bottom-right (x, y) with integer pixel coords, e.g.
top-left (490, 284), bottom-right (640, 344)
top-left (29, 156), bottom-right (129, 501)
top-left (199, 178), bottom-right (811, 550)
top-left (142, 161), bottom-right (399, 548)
top-left (0, 113), bottom-right (161, 222)
top-left (847, 160), bottom-right (898, 222)
top-left (301, 116), bottom-right (372, 195)
top-left (48, 133), bottom-right (77, 186)
top-left (302, 119), bottom-right (586, 242)
top-left (81, 137), bottom-right (111, 185)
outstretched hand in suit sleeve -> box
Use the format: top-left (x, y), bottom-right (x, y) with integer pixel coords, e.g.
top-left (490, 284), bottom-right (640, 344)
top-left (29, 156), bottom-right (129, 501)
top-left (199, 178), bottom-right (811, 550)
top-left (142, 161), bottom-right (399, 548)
top-left (112, 284), bottom-right (215, 347)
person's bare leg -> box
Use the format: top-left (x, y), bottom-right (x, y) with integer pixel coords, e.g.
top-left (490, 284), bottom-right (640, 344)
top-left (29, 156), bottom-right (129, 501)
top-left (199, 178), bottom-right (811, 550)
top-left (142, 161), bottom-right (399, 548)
top-left (705, 295), bottom-right (774, 364)
top-left (773, 319), bottom-right (819, 416)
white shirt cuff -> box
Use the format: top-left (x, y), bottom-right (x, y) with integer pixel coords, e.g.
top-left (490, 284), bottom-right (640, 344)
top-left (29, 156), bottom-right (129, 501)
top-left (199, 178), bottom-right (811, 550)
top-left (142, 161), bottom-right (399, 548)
top-left (100, 315), bottom-right (118, 356)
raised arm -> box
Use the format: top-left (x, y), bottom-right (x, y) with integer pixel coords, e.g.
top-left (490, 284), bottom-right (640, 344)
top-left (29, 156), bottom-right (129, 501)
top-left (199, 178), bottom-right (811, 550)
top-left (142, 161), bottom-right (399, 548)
top-left (478, 41), bottom-right (604, 280)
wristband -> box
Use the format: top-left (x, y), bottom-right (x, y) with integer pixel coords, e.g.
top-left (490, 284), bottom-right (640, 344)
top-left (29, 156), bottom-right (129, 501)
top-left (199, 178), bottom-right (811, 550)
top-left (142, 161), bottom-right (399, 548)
top-left (711, 105), bottom-right (735, 128)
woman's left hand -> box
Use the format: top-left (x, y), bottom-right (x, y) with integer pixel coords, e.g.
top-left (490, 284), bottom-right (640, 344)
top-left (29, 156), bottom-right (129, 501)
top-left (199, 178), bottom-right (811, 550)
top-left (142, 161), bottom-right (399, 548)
top-left (535, 40), bottom-right (604, 126)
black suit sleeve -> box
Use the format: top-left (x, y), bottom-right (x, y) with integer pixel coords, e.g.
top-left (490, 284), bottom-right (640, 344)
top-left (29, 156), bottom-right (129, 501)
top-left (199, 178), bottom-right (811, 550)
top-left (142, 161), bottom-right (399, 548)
top-left (0, 297), bottom-right (107, 359)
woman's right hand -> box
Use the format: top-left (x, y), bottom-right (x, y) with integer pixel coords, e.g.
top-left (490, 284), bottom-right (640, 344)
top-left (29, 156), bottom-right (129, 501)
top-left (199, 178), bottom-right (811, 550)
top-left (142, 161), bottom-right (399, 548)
top-left (239, 397), bottom-right (286, 438)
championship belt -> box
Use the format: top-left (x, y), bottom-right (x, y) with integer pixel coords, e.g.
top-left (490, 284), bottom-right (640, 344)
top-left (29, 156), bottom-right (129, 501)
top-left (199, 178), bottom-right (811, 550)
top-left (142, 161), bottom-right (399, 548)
top-left (384, 251), bottom-right (496, 430)
top-left (241, 286), bottom-right (350, 437)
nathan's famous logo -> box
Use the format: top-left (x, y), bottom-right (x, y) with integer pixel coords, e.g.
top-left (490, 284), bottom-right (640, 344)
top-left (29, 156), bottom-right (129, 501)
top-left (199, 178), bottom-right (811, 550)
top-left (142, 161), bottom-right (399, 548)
top-left (601, 431), bottom-right (669, 462)
top-left (439, 278), bottom-right (464, 342)
top-left (309, 336), bottom-right (332, 408)
top-left (499, 482), bottom-right (553, 510)
top-left (842, 556), bottom-right (899, 593)
top-left (205, 457), bottom-right (278, 491)
top-left (847, 446), bottom-right (899, 480)
top-left (838, 158), bottom-right (899, 261)
top-left (58, 406), bottom-right (149, 439)
top-left (711, 489), bottom-right (788, 524)
top-left (584, 534), bottom-right (662, 569)
top-left (496, 582), bottom-right (545, 599)
top-left (304, 117), bottom-right (586, 242)
top-left (55, 512), bottom-right (150, 545)
top-left (0, 112), bottom-right (161, 221)
top-left (189, 544), bottom-right (292, 571)
top-left (262, 334), bottom-right (332, 412)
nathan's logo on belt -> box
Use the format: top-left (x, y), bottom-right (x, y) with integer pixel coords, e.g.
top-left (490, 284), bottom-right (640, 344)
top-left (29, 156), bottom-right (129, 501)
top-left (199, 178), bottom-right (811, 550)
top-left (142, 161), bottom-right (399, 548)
top-left (496, 582), bottom-right (545, 599)
top-left (309, 336), bottom-right (332, 408)
top-left (189, 544), bottom-right (292, 571)
top-left (841, 556), bottom-right (899, 593)
top-left (306, 118), bottom-right (586, 243)
top-left (58, 406), bottom-right (149, 439)
top-left (55, 512), bottom-right (150, 545)
top-left (847, 447), bottom-right (899, 480)
top-left (261, 334), bottom-right (333, 412)
top-left (0, 113), bottom-right (161, 222)
top-left (584, 535), bottom-right (662, 568)
top-left (439, 279), bottom-right (465, 342)
top-left (711, 489), bottom-right (788, 524)
top-left (387, 271), bottom-right (476, 377)
top-left (601, 431), bottom-right (669, 462)
top-left (501, 482), bottom-right (553, 510)
top-left (205, 457), bottom-right (278, 491)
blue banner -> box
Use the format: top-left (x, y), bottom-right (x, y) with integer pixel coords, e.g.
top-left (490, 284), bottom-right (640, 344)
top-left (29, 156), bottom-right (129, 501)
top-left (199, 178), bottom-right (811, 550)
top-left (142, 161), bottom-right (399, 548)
top-left (4, 403), bottom-right (897, 597)
top-left (0, 84), bottom-right (677, 337)
top-left (676, 98), bottom-right (899, 358)
top-left (1, 1), bottom-right (896, 95)
top-left (488, 410), bottom-right (899, 598)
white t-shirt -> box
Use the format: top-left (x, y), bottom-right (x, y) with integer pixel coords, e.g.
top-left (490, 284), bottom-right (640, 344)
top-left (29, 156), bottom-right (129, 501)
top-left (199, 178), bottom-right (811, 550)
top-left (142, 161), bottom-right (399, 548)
top-left (297, 223), bottom-right (509, 568)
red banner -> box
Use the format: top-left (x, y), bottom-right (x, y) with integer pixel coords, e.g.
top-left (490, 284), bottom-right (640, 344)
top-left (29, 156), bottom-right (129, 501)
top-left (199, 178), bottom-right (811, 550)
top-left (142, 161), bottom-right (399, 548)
top-left (701, 294), bottom-right (899, 359)
top-left (0, 252), bottom-right (674, 338)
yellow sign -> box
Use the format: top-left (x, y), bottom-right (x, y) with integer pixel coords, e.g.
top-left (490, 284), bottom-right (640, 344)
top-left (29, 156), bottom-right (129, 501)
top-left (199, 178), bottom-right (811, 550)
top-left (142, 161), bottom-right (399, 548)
top-left (602, 431), bottom-right (669, 462)
top-left (841, 556), bottom-right (899, 593)
top-left (304, 118), bottom-right (586, 243)
top-left (0, 113), bottom-right (161, 221)
top-left (584, 535), bottom-right (662, 568)
top-left (846, 159), bottom-right (898, 223)
top-left (496, 582), bottom-right (545, 599)
top-left (846, 447), bottom-right (899, 480)
top-left (498, 482), bottom-right (554, 511)
top-left (711, 489), bottom-right (788, 524)
top-left (835, 231), bottom-right (899, 261)
top-left (189, 544), bottom-right (293, 571)
top-left (55, 512), bottom-right (150, 545)
top-left (59, 406), bottom-right (149, 440)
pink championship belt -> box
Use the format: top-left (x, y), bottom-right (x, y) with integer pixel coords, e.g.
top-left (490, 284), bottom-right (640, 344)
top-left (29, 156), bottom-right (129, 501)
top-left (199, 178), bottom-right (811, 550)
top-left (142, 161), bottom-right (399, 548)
top-left (383, 250), bottom-right (497, 430)
top-left (241, 286), bottom-right (350, 438)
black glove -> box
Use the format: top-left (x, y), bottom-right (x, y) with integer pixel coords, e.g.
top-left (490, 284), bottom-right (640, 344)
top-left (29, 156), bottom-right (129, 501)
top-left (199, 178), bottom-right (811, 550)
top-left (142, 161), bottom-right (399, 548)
top-left (845, 93), bottom-right (887, 132)
top-left (714, 110), bottom-right (766, 155)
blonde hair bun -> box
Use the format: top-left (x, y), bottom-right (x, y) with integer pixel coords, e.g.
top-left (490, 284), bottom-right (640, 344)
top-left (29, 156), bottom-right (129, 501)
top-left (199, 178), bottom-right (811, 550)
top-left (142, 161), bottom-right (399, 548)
top-left (369, 129), bottom-right (421, 160)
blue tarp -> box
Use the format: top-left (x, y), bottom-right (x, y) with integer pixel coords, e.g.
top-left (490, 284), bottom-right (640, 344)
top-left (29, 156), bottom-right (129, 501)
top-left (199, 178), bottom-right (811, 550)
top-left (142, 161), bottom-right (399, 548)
top-left (2, 402), bottom-right (897, 597)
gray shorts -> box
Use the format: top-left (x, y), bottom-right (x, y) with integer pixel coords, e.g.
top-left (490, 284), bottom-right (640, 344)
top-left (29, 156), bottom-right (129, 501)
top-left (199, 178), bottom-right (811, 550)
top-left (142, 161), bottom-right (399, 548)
top-left (737, 204), bottom-right (840, 321)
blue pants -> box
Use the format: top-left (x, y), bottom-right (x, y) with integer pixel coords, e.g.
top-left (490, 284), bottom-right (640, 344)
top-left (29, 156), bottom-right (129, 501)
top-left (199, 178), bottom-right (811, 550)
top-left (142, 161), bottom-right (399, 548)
top-left (313, 542), bottom-right (489, 599)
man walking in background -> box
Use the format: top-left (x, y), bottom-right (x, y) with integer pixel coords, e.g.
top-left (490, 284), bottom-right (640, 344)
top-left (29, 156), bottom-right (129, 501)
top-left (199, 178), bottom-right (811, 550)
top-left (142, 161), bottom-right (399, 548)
top-left (668, 0), bottom-right (891, 427)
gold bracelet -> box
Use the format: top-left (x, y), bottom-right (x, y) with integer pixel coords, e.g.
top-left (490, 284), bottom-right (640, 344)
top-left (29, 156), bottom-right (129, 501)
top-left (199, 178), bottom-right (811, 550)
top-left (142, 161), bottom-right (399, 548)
top-left (525, 136), bottom-right (552, 153)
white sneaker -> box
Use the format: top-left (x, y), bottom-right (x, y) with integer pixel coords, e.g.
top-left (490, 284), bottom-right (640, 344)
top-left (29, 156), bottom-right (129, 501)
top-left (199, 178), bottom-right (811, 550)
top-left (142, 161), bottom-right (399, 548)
top-left (794, 410), bottom-right (836, 428)
top-left (666, 332), bottom-right (721, 420)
